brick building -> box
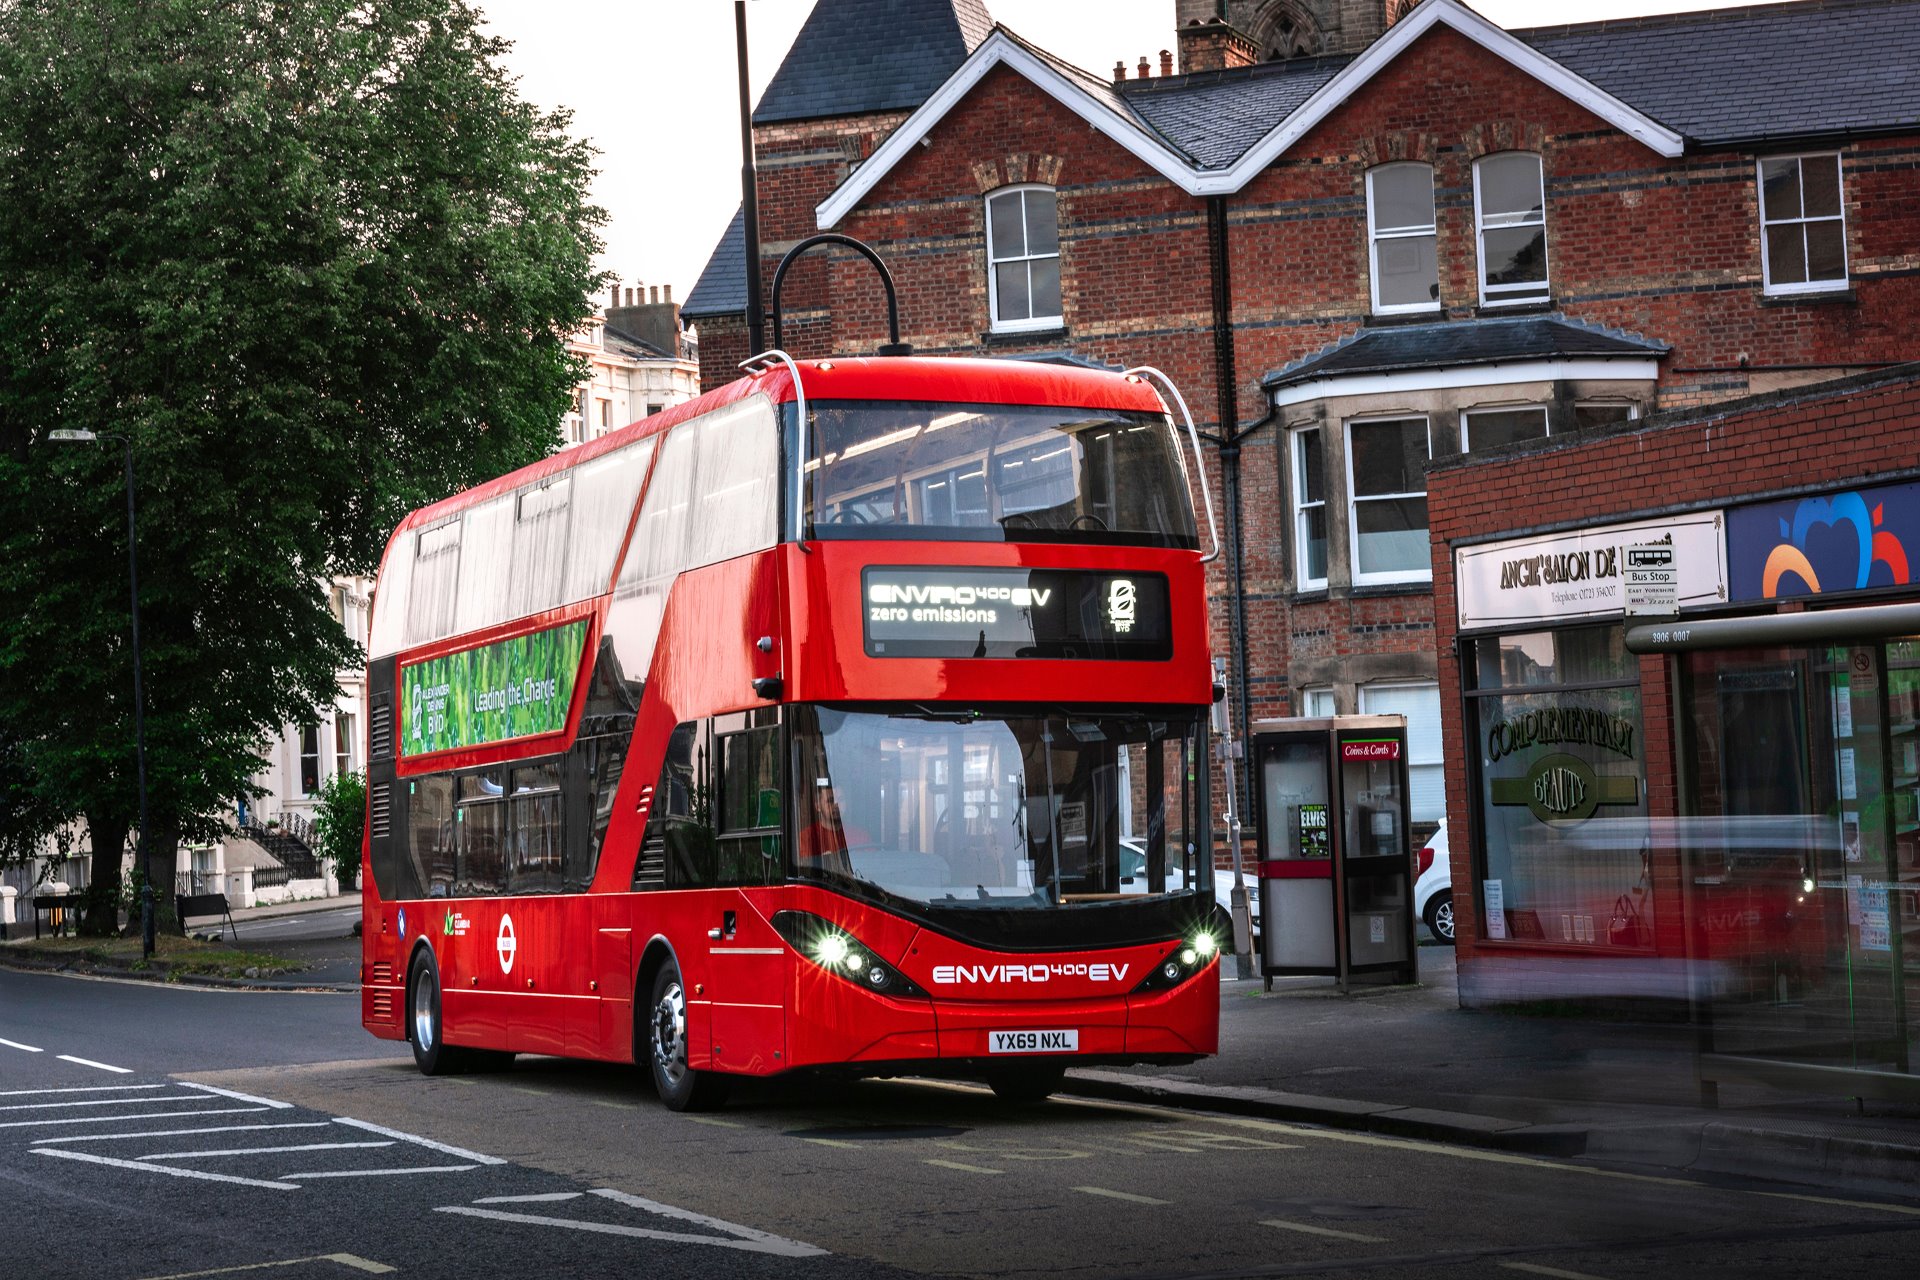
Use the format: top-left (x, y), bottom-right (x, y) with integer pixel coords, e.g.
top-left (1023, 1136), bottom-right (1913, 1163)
top-left (1428, 362), bottom-right (1920, 1089)
top-left (684, 0), bottom-right (1920, 849)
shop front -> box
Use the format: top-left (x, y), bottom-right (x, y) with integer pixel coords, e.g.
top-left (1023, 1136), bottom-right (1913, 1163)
top-left (1430, 368), bottom-right (1920, 1100)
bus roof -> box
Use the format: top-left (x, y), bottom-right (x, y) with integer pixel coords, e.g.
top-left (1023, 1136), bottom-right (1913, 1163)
top-left (390, 355), bottom-right (1170, 540)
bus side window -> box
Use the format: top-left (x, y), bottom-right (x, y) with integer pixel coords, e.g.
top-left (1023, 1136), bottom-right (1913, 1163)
top-left (717, 715), bottom-right (781, 886)
top-left (507, 761), bottom-right (563, 895)
top-left (410, 774), bottom-right (454, 898)
top-left (455, 769), bottom-right (507, 895)
top-left (654, 721), bottom-right (716, 889)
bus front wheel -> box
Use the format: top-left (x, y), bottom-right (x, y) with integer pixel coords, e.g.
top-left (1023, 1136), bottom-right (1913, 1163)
top-left (985, 1061), bottom-right (1067, 1104)
top-left (647, 960), bottom-right (730, 1112)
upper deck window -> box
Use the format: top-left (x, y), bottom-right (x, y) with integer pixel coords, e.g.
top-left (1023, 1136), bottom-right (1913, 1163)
top-left (795, 400), bottom-right (1197, 549)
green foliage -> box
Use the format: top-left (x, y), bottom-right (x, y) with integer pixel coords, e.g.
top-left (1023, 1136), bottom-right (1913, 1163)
top-left (0, 0), bottom-right (605, 848)
top-left (312, 768), bottom-right (367, 889)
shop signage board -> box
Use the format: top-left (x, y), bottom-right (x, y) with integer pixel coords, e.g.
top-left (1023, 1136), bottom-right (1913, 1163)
top-left (1623, 543), bottom-right (1678, 617)
top-left (1454, 511), bottom-right (1727, 631)
top-left (1725, 478), bottom-right (1920, 604)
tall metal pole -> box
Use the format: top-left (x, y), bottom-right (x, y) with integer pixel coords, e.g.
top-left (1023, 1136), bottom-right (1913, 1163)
top-left (123, 438), bottom-right (153, 958)
top-left (735, 0), bottom-right (766, 353)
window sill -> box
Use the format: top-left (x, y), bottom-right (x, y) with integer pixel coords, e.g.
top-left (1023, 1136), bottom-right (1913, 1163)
top-left (1759, 286), bottom-right (1856, 307)
top-left (982, 323), bottom-right (1069, 346)
top-left (1350, 579), bottom-right (1433, 597)
top-left (1293, 586), bottom-right (1330, 604)
top-left (1364, 308), bottom-right (1445, 327)
top-left (1472, 299), bottom-right (1553, 318)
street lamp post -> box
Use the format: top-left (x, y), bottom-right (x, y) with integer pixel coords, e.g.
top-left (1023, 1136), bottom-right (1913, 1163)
top-left (49, 429), bottom-right (154, 958)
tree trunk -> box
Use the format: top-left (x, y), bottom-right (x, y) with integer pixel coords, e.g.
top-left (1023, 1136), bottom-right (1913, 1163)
top-left (82, 814), bottom-right (127, 937)
top-left (147, 818), bottom-right (181, 935)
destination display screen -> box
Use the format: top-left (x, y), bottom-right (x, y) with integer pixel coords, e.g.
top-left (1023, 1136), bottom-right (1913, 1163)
top-left (862, 567), bottom-right (1171, 660)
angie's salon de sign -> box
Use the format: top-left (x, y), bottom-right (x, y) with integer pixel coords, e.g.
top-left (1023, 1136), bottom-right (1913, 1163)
top-left (1455, 511), bottom-right (1727, 631)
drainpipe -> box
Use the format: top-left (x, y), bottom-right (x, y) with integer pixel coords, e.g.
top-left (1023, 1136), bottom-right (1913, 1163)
top-left (735, 1), bottom-right (766, 353)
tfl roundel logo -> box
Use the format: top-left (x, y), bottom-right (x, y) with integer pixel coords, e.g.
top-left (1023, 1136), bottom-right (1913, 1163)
top-left (496, 914), bottom-right (518, 975)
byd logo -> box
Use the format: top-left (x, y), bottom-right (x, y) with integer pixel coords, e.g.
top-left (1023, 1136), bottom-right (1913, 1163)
top-left (931, 962), bottom-right (1131, 985)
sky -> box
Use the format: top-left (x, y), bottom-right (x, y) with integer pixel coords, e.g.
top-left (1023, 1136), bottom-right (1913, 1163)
top-left (469, 0), bottom-right (1793, 310)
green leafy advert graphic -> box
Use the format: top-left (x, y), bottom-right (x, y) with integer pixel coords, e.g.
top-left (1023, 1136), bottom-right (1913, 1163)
top-left (400, 621), bottom-right (587, 756)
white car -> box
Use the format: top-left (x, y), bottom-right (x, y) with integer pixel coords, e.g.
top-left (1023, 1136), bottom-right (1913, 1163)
top-left (1117, 838), bottom-right (1261, 941)
top-left (1414, 820), bottom-right (1454, 944)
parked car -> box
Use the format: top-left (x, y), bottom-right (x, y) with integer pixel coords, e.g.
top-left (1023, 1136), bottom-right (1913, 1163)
top-left (1118, 838), bottom-right (1261, 942)
top-left (1414, 821), bottom-right (1453, 945)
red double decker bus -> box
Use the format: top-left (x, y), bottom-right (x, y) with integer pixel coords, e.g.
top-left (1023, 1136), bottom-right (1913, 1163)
top-left (359, 353), bottom-right (1223, 1108)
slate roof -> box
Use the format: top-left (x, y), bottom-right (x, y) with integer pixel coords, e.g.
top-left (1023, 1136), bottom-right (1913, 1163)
top-left (1519, 0), bottom-right (1920, 145)
top-left (1121, 54), bottom-right (1351, 170)
top-left (681, 207), bottom-right (747, 320)
top-left (1117, 0), bottom-right (1920, 169)
top-left (753, 0), bottom-right (993, 124)
top-left (1261, 315), bottom-right (1670, 389)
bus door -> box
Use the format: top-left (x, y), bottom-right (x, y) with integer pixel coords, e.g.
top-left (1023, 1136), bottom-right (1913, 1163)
top-left (705, 714), bottom-right (789, 1074)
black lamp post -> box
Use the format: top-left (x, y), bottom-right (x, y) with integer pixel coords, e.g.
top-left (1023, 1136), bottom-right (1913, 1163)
top-left (49, 428), bottom-right (154, 958)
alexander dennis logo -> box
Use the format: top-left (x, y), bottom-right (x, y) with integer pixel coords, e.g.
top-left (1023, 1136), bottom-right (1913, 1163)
top-left (1106, 578), bottom-right (1137, 633)
top-left (931, 961), bottom-right (1131, 986)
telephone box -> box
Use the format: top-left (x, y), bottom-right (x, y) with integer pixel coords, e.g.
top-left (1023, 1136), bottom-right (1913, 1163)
top-left (1251, 716), bottom-right (1417, 991)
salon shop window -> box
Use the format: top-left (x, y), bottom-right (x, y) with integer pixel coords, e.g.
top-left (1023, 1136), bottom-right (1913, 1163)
top-left (1464, 625), bottom-right (1652, 947)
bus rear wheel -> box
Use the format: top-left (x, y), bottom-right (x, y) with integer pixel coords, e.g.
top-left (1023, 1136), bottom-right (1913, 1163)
top-left (985, 1061), bottom-right (1067, 1104)
top-left (647, 960), bottom-right (730, 1112)
top-left (408, 950), bottom-right (470, 1076)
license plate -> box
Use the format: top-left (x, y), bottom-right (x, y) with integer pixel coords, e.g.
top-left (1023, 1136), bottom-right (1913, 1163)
top-left (988, 1029), bottom-right (1078, 1054)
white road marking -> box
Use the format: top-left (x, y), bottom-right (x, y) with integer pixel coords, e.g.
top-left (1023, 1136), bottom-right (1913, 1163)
top-left (0, 1037), bottom-right (43, 1052)
top-left (803, 1138), bottom-right (862, 1149)
top-left (329, 1116), bottom-right (506, 1164)
top-left (0, 1106), bottom-right (269, 1129)
top-left (0, 1093), bottom-right (207, 1112)
top-left (282, 1164), bottom-right (479, 1179)
top-left (1, 1084), bottom-right (165, 1098)
top-left (1072, 1186), bottom-right (1171, 1205)
top-left (35, 1122), bottom-right (332, 1145)
top-left (475, 1192), bottom-right (585, 1204)
top-left (1753, 1189), bottom-right (1920, 1219)
top-left (1261, 1218), bottom-right (1389, 1243)
top-left (180, 1082), bottom-right (294, 1109)
top-left (924, 1158), bottom-right (1003, 1175)
top-left (435, 1187), bottom-right (829, 1257)
top-left (56, 1054), bottom-right (132, 1073)
top-left (686, 1115), bottom-right (743, 1128)
top-left (137, 1252), bottom-right (395, 1278)
top-left (142, 1142), bottom-right (394, 1160)
top-left (34, 1147), bottom-right (297, 1189)
top-left (1501, 1264), bottom-right (1611, 1280)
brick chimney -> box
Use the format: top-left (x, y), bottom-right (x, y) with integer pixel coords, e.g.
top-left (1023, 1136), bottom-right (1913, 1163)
top-left (1176, 18), bottom-right (1258, 73)
top-left (606, 282), bottom-right (687, 361)
top-left (1159, 49), bottom-right (1174, 76)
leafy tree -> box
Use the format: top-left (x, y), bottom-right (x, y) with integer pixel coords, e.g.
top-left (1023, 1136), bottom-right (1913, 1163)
top-left (0, 0), bottom-right (604, 930)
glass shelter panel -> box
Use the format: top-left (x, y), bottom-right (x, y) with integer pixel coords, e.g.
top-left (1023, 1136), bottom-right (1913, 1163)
top-left (1682, 643), bottom-right (1913, 1076)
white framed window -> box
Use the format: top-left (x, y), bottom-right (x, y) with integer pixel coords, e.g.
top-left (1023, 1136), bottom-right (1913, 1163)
top-left (1572, 400), bottom-right (1637, 430)
top-left (1358, 681), bottom-right (1444, 823)
top-left (334, 714), bottom-right (354, 779)
top-left (1301, 686), bottom-right (1337, 718)
top-left (1345, 416), bottom-right (1431, 585)
top-left (1474, 153), bottom-right (1548, 305)
top-left (1461, 405), bottom-right (1550, 451)
top-left (986, 185), bottom-right (1062, 332)
top-left (1291, 426), bottom-right (1328, 589)
top-left (1759, 153), bottom-right (1847, 294)
top-left (1366, 163), bottom-right (1439, 314)
top-left (298, 725), bottom-right (321, 798)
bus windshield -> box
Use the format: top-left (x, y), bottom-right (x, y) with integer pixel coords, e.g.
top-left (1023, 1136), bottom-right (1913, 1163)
top-left (791, 705), bottom-right (1208, 911)
top-left (797, 401), bottom-right (1198, 547)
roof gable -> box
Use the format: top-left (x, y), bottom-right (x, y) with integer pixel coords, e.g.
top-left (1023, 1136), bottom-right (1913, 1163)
top-left (754, 0), bottom-right (993, 125)
top-left (816, 0), bottom-right (1683, 227)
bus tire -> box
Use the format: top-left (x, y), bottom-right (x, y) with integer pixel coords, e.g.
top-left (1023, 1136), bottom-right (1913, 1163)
top-left (646, 959), bottom-right (729, 1112)
top-left (407, 949), bottom-right (470, 1077)
top-left (984, 1061), bottom-right (1066, 1104)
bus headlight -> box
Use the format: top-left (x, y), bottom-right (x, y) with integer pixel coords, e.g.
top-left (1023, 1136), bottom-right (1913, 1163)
top-left (773, 910), bottom-right (930, 1000)
top-left (1132, 931), bottom-right (1221, 994)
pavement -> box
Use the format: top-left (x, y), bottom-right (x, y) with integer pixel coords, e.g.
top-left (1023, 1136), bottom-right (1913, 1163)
top-left (4, 900), bottom-right (1917, 1200)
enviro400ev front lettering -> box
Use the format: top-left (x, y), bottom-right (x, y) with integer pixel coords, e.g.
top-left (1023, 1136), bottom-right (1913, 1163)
top-left (931, 961), bottom-right (1132, 985)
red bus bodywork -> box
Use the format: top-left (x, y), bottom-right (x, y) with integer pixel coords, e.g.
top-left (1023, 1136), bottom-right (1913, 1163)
top-left (360, 356), bottom-right (1220, 1091)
